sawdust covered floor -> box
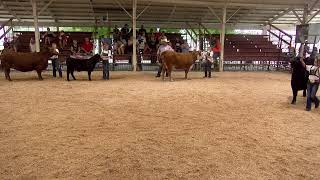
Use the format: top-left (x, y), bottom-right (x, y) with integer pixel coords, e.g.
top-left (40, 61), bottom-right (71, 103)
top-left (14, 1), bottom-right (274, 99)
top-left (0, 71), bottom-right (319, 179)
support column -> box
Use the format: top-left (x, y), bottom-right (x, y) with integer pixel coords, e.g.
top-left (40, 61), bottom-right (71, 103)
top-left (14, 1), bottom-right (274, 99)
top-left (31, 0), bottom-right (40, 52)
top-left (220, 5), bottom-right (227, 72)
top-left (132, 0), bottom-right (137, 71)
top-left (302, 4), bottom-right (308, 24)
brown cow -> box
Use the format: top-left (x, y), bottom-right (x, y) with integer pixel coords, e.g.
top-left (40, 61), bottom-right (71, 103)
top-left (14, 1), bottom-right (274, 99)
top-left (0, 48), bottom-right (54, 81)
top-left (161, 50), bottom-right (202, 81)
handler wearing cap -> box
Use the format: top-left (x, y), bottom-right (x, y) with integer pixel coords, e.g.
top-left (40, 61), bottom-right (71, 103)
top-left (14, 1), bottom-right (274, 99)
top-left (155, 38), bottom-right (174, 77)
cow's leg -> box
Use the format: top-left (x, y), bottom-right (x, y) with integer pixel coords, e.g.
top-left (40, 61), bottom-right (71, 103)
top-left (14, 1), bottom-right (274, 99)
top-left (161, 64), bottom-right (166, 81)
top-left (88, 71), bottom-right (92, 81)
top-left (5, 68), bottom-right (11, 81)
top-left (67, 68), bottom-right (70, 81)
top-left (291, 89), bottom-right (297, 104)
top-left (168, 66), bottom-right (173, 82)
top-left (4, 69), bottom-right (8, 80)
top-left (71, 70), bottom-right (76, 80)
top-left (37, 70), bottom-right (43, 80)
top-left (185, 69), bottom-right (190, 80)
top-left (303, 89), bottom-right (307, 97)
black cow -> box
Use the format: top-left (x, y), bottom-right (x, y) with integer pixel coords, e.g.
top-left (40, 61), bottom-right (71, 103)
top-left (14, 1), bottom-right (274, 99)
top-left (66, 54), bottom-right (102, 81)
top-left (290, 57), bottom-right (309, 104)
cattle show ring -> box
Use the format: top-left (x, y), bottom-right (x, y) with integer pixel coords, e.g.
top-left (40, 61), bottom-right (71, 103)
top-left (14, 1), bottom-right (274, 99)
top-left (0, 0), bottom-right (320, 179)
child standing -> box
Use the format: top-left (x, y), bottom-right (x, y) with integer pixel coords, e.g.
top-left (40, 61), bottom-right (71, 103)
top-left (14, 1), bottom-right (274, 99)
top-left (203, 51), bottom-right (214, 78)
top-left (51, 43), bottom-right (62, 78)
top-left (300, 46), bottom-right (320, 111)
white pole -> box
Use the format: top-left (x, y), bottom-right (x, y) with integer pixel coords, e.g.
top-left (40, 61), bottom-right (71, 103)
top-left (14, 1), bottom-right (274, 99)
top-left (220, 5), bottom-right (227, 72)
top-left (132, 0), bottom-right (137, 71)
top-left (31, 0), bottom-right (40, 52)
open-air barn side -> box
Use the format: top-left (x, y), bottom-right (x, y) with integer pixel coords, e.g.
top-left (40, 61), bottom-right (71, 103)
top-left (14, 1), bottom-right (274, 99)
top-left (0, 0), bottom-right (320, 179)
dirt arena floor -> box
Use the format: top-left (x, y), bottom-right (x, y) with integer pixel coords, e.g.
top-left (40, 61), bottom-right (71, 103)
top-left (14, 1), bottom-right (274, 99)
top-left (0, 71), bottom-right (319, 179)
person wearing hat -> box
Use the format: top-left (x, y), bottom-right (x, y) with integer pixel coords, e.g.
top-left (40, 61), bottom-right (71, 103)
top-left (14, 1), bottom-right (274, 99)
top-left (155, 38), bottom-right (174, 77)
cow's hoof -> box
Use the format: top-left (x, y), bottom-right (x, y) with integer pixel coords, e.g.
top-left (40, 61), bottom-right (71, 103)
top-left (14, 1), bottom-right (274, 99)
top-left (291, 101), bottom-right (296, 105)
top-left (8, 79), bottom-right (12, 81)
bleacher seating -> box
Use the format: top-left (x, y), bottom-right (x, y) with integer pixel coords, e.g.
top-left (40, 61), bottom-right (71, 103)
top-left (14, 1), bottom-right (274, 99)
top-left (13, 31), bottom-right (289, 71)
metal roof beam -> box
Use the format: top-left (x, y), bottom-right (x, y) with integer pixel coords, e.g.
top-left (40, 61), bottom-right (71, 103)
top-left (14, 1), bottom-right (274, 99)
top-left (308, 9), bottom-right (320, 22)
top-left (115, 0), bottom-right (132, 18)
top-left (208, 6), bottom-right (221, 23)
top-left (38, 0), bottom-right (55, 16)
top-left (137, 1), bottom-right (152, 19)
top-left (309, 0), bottom-right (320, 14)
top-left (0, 0), bottom-right (21, 21)
top-left (268, 8), bottom-right (293, 23)
top-left (292, 9), bottom-right (303, 23)
top-left (226, 8), bottom-right (240, 23)
top-left (138, 0), bottom-right (305, 8)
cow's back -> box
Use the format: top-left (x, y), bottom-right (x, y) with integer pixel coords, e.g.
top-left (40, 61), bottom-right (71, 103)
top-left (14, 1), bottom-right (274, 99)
top-left (67, 58), bottom-right (89, 71)
top-left (1, 52), bottom-right (48, 71)
top-left (163, 51), bottom-right (195, 69)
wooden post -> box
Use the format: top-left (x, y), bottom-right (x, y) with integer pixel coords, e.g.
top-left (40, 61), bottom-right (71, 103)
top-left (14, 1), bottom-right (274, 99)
top-left (31, 0), bottom-right (40, 52)
top-left (132, 0), bottom-right (137, 71)
top-left (220, 5), bottom-right (227, 72)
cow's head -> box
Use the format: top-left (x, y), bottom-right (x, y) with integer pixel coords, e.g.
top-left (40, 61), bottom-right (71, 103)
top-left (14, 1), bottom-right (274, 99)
top-left (191, 50), bottom-right (203, 61)
top-left (91, 54), bottom-right (103, 63)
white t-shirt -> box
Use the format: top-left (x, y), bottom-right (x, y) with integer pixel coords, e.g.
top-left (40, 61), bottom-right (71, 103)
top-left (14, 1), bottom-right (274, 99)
top-left (306, 65), bottom-right (320, 83)
top-left (51, 49), bottom-right (59, 59)
top-left (138, 36), bottom-right (146, 50)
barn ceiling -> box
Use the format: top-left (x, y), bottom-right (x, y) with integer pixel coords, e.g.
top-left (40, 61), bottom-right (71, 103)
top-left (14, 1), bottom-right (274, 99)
top-left (0, 0), bottom-right (320, 29)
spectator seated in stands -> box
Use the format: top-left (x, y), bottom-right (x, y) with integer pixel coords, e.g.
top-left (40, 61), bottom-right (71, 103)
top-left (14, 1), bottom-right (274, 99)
top-left (81, 37), bottom-right (94, 55)
top-left (58, 31), bottom-right (68, 49)
top-left (43, 27), bottom-right (55, 45)
top-left (116, 38), bottom-right (125, 55)
top-left (138, 32), bottom-right (147, 54)
top-left (175, 38), bottom-right (182, 52)
top-left (29, 37), bottom-right (36, 53)
top-left (148, 34), bottom-right (157, 53)
top-left (211, 38), bottom-right (221, 60)
top-left (113, 25), bottom-right (120, 42)
top-left (3, 37), bottom-right (10, 49)
top-left (181, 40), bottom-right (190, 53)
top-left (138, 25), bottom-right (147, 36)
top-left (70, 40), bottom-right (80, 55)
top-left (12, 36), bottom-right (21, 52)
top-left (125, 36), bottom-right (133, 55)
top-left (121, 24), bottom-right (130, 41)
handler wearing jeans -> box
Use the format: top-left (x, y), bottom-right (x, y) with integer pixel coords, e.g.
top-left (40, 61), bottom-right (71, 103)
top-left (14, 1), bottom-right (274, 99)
top-left (101, 43), bottom-right (110, 80)
top-left (203, 52), bottom-right (214, 78)
top-left (299, 44), bottom-right (320, 111)
top-left (51, 43), bottom-right (62, 78)
top-left (156, 38), bottom-right (174, 77)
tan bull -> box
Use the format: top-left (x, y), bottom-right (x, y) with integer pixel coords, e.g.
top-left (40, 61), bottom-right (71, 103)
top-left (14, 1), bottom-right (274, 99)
top-left (161, 50), bottom-right (202, 81)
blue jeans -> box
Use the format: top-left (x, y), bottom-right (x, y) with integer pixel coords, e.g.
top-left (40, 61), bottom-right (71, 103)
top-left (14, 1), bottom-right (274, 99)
top-left (306, 82), bottom-right (319, 109)
top-left (103, 61), bottom-right (109, 80)
top-left (52, 59), bottom-right (62, 77)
